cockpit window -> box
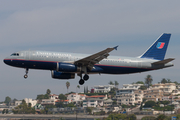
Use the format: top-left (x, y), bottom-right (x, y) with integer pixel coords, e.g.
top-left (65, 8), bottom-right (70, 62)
top-left (11, 53), bottom-right (19, 56)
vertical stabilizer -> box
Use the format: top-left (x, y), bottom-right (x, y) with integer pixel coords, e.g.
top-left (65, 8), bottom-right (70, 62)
top-left (140, 33), bottom-right (171, 60)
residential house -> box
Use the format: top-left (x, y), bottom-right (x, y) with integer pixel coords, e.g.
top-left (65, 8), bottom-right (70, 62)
top-left (122, 84), bottom-right (144, 89)
top-left (104, 99), bottom-right (113, 107)
top-left (144, 89), bottom-right (163, 101)
top-left (116, 86), bottom-right (143, 105)
top-left (15, 98), bottom-right (37, 107)
top-left (49, 94), bottom-right (59, 99)
top-left (83, 95), bottom-right (107, 108)
top-left (67, 93), bottom-right (86, 103)
top-left (172, 89), bottom-right (180, 95)
top-left (41, 94), bottom-right (59, 106)
top-left (93, 85), bottom-right (115, 93)
top-left (134, 90), bottom-right (144, 104)
top-left (55, 100), bottom-right (72, 105)
top-left (152, 83), bottom-right (176, 93)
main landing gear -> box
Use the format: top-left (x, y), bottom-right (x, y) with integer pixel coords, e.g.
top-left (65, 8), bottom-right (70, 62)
top-left (24, 68), bottom-right (29, 79)
top-left (78, 73), bottom-right (89, 85)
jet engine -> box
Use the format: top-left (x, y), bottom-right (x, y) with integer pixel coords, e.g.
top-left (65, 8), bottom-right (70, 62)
top-left (51, 71), bottom-right (75, 79)
top-left (56, 63), bottom-right (81, 72)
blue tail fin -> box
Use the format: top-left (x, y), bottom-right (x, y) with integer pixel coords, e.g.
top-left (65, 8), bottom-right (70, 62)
top-left (140, 33), bottom-right (171, 60)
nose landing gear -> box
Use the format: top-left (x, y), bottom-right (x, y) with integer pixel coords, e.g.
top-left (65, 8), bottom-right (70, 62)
top-left (24, 68), bottom-right (29, 79)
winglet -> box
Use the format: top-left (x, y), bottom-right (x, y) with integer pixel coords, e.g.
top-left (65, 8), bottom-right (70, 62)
top-left (114, 46), bottom-right (118, 50)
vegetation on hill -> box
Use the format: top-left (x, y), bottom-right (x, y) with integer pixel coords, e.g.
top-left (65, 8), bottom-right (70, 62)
top-left (12, 100), bottom-right (35, 114)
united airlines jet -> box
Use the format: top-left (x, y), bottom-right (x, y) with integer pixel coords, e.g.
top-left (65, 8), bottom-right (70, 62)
top-left (4, 33), bottom-right (174, 85)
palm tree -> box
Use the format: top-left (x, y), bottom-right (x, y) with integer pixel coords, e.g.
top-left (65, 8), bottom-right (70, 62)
top-left (114, 81), bottom-right (119, 89)
top-left (145, 75), bottom-right (153, 88)
top-left (108, 81), bottom-right (114, 85)
top-left (66, 81), bottom-right (70, 93)
top-left (46, 89), bottom-right (51, 95)
top-left (77, 85), bottom-right (80, 93)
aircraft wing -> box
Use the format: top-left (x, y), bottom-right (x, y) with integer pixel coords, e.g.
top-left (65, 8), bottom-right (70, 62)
top-left (74, 46), bottom-right (118, 70)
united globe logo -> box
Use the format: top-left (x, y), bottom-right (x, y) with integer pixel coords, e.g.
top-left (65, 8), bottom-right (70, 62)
top-left (157, 42), bottom-right (165, 49)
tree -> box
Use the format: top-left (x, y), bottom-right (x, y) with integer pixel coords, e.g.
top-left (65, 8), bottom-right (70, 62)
top-left (136, 81), bottom-right (144, 84)
top-left (5, 109), bottom-right (8, 114)
top-left (4, 96), bottom-right (11, 106)
top-left (145, 75), bottom-right (153, 88)
top-left (86, 107), bottom-right (92, 114)
top-left (139, 85), bottom-right (147, 90)
top-left (127, 114), bottom-right (136, 120)
top-left (114, 81), bottom-right (119, 88)
top-left (77, 85), bottom-right (80, 93)
top-left (66, 81), bottom-right (70, 93)
top-left (46, 89), bottom-right (51, 95)
top-left (44, 104), bottom-right (56, 114)
top-left (106, 113), bottom-right (127, 120)
top-left (167, 79), bottom-right (171, 83)
top-left (36, 94), bottom-right (49, 100)
top-left (44, 94), bottom-right (49, 99)
top-left (161, 78), bottom-right (168, 83)
top-left (58, 94), bottom-right (67, 100)
top-left (156, 114), bottom-right (166, 120)
top-left (12, 99), bottom-right (35, 114)
top-left (108, 81), bottom-right (114, 85)
top-left (144, 101), bottom-right (156, 108)
top-left (141, 116), bottom-right (156, 120)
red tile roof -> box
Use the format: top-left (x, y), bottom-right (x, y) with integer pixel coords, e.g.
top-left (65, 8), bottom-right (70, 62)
top-left (86, 95), bottom-right (105, 98)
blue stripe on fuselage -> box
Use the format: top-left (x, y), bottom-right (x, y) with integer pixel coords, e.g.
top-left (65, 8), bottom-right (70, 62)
top-left (4, 59), bottom-right (152, 74)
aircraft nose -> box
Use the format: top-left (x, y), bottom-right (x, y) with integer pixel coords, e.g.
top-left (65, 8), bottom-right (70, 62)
top-left (3, 58), bottom-right (10, 65)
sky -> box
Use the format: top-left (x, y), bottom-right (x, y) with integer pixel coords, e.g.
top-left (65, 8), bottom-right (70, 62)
top-left (0, 0), bottom-right (180, 101)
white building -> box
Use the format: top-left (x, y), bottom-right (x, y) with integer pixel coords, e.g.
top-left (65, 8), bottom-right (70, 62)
top-left (41, 94), bottom-right (59, 105)
top-left (152, 83), bottom-right (176, 93)
top-left (93, 85), bottom-right (115, 93)
top-left (83, 95), bottom-right (107, 108)
top-left (116, 84), bottom-right (144, 105)
top-left (122, 84), bottom-right (144, 89)
top-left (41, 99), bottom-right (56, 105)
top-left (15, 98), bottom-right (37, 107)
top-left (49, 94), bottom-right (59, 99)
top-left (67, 93), bottom-right (86, 102)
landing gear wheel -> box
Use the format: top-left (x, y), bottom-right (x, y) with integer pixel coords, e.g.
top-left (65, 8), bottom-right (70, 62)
top-left (83, 74), bottom-right (89, 81)
top-left (79, 79), bottom-right (85, 85)
top-left (24, 68), bottom-right (29, 79)
top-left (24, 74), bottom-right (28, 79)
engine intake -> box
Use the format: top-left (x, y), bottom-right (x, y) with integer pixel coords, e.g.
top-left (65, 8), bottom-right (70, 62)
top-left (57, 63), bottom-right (81, 72)
top-left (51, 71), bottom-right (75, 79)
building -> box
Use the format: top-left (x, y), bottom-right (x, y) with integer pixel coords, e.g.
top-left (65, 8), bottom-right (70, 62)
top-left (104, 99), bottom-right (113, 107)
top-left (152, 83), bottom-right (176, 93)
top-left (41, 94), bottom-right (59, 106)
top-left (15, 98), bottom-right (37, 107)
top-left (144, 89), bottom-right (163, 101)
top-left (41, 99), bottom-right (57, 105)
top-left (67, 93), bottom-right (86, 102)
top-left (49, 94), bottom-right (59, 99)
top-left (83, 95), bottom-right (107, 108)
top-left (134, 90), bottom-right (144, 104)
top-left (93, 85), bottom-right (115, 93)
top-left (116, 88), bottom-right (143, 105)
top-left (122, 84), bottom-right (144, 89)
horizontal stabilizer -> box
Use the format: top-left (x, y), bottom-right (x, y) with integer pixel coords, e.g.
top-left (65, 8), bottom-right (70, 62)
top-left (152, 58), bottom-right (175, 65)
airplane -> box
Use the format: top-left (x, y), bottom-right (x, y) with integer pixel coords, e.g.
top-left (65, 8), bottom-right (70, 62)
top-left (4, 33), bottom-right (174, 85)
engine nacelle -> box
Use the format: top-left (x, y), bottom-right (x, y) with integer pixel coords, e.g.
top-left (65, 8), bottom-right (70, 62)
top-left (57, 63), bottom-right (81, 72)
top-left (51, 71), bottom-right (75, 79)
